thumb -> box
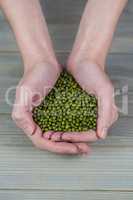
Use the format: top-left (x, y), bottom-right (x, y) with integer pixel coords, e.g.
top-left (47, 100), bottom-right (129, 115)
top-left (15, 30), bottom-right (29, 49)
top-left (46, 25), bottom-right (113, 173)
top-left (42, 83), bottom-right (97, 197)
top-left (97, 95), bottom-right (112, 139)
top-left (12, 106), bottom-right (36, 136)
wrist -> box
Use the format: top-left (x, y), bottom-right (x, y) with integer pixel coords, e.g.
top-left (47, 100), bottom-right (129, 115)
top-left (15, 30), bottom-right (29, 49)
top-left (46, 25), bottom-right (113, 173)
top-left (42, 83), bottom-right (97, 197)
top-left (67, 36), bottom-right (109, 71)
top-left (23, 52), bottom-right (60, 74)
top-left (67, 51), bottom-right (106, 72)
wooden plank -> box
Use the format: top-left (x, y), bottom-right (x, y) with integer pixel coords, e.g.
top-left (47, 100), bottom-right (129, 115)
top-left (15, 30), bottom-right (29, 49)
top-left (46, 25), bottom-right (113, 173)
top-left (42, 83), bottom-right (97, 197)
top-left (0, 22), bottom-right (132, 53)
top-left (0, 52), bottom-right (133, 81)
top-left (0, 0), bottom-right (132, 24)
top-left (0, 191), bottom-right (133, 200)
top-left (40, 0), bottom-right (133, 24)
top-left (0, 10), bottom-right (5, 20)
top-left (0, 53), bottom-right (132, 115)
top-left (0, 87), bottom-right (133, 115)
top-left (0, 1), bottom-right (133, 53)
top-left (0, 52), bottom-right (133, 79)
top-left (40, 0), bottom-right (86, 24)
top-left (0, 113), bottom-right (132, 190)
top-left (0, 114), bottom-right (133, 142)
top-left (0, 116), bottom-right (133, 190)
top-left (0, 0), bottom-right (132, 194)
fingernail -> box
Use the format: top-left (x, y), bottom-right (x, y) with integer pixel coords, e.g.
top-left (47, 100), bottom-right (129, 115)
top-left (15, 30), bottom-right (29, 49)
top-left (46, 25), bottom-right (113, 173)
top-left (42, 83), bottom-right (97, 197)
top-left (26, 126), bottom-right (35, 136)
top-left (82, 148), bottom-right (91, 156)
top-left (100, 127), bottom-right (108, 139)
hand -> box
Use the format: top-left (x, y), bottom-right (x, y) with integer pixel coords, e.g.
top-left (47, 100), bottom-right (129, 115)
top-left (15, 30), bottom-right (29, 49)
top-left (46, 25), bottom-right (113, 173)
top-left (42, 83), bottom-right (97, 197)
top-left (12, 62), bottom-right (90, 154)
top-left (67, 60), bottom-right (118, 139)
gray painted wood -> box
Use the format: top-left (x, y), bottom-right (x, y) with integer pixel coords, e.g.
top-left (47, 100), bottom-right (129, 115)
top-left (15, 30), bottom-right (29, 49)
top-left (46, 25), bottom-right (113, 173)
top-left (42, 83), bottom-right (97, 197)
top-left (0, 135), bottom-right (133, 190)
top-left (1, 83), bottom-right (133, 116)
top-left (0, 53), bottom-right (132, 115)
top-left (0, 191), bottom-right (133, 200)
top-left (0, 53), bottom-right (133, 78)
top-left (0, 114), bottom-right (133, 142)
top-left (0, 114), bottom-right (133, 190)
top-left (40, 0), bottom-right (133, 24)
top-left (0, 1), bottom-right (133, 53)
top-left (0, 22), bottom-right (132, 53)
top-left (0, 0), bottom-right (133, 197)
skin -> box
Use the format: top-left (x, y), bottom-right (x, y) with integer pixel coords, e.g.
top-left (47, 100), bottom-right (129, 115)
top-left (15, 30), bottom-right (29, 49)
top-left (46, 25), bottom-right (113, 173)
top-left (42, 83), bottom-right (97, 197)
top-left (0, 0), bottom-right (127, 154)
top-left (67, 0), bottom-right (127, 139)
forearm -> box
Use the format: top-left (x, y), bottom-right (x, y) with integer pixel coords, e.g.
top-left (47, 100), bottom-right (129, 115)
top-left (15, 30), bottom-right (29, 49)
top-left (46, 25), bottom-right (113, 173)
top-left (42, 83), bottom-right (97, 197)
top-left (68, 0), bottom-right (127, 68)
top-left (0, 0), bottom-right (58, 71)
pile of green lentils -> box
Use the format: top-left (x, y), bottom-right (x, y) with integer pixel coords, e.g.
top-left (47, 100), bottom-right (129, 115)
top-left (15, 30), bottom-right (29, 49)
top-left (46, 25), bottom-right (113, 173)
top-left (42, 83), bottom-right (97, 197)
top-left (32, 70), bottom-right (97, 132)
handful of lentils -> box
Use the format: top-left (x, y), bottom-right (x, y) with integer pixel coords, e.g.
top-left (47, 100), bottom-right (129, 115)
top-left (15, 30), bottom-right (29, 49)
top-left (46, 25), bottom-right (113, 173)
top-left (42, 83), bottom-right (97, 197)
top-left (32, 70), bottom-right (98, 132)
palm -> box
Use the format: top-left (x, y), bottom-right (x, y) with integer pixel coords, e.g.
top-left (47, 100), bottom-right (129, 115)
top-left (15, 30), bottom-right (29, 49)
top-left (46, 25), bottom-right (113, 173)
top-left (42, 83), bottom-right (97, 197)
top-left (12, 62), bottom-right (90, 154)
top-left (68, 61), bottom-right (118, 139)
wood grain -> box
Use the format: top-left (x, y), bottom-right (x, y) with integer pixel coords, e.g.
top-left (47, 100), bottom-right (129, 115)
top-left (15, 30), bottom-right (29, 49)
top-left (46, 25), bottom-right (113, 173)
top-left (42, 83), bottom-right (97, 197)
top-left (0, 53), bottom-right (132, 115)
top-left (0, 191), bottom-right (133, 200)
top-left (0, 129), bottom-right (133, 190)
top-left (0, 114), bottom-right (132, 140)
top-left (0, 1), bottom-right (133, 53)
top-left (0, 0), bottom-right (133, 196)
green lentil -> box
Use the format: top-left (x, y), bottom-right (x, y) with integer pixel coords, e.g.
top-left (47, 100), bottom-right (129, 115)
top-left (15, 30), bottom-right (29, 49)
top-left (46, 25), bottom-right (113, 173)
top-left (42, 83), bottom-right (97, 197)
top-left (32, 70), bottom-right (98, 132)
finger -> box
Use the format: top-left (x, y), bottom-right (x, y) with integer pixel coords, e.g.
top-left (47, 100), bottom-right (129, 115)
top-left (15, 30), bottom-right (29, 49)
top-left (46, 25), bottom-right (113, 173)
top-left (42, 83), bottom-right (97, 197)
top-left (12, 105), bottom-right (90, 154)
top-left (31, 127), bottom-right (90, 154)
top-left (74, 143), bottom-right (91, 154)
top-left (97, 95), bottom-right (112, 139)
top-left (43, 130), bottom-right (97, 142)
top-left (43, 131), bottom-right (61, 140)
top-left (12, 106), bottom-right (36, 137)
top-left (12, 83), bottom-right (45, 136)
top-left (13, 110), bottom-right (90, 154)
top-left (111, 105), bottom-right (119, 125)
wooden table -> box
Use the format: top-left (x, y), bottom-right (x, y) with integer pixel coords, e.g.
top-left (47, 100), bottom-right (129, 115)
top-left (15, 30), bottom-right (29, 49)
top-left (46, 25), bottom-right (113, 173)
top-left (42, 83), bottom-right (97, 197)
top-left (0, 0), bottom-right (133, 199)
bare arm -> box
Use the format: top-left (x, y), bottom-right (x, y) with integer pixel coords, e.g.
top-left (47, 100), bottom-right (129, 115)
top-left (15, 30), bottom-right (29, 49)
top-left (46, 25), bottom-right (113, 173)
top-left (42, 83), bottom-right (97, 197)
top-left (0, 0), bottom-right (59, 72)
top-left (68, 0), bottom-right (128, 69)
top-left (0, 0), bottom-right (92, 154)
top-left (67, 0), bottom-right (127, 139)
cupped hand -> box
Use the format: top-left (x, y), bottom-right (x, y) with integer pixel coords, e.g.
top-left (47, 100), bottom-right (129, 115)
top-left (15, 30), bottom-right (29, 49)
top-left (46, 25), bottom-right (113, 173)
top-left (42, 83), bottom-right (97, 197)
top-left (67, 60), bottom-right (118, 139)
top-left (12, 62), bottom-right (90, 154)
